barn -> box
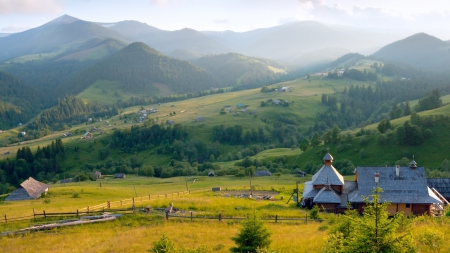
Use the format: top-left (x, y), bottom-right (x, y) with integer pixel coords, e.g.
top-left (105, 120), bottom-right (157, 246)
top-left (5, 177), bottom-right (49, 201)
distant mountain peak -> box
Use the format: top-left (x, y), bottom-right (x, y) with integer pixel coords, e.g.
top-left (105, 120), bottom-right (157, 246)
top-left (48, 14), bottom-right (80, 25)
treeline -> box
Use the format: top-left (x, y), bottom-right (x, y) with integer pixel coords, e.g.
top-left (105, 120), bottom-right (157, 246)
top-left (212, 125), bottom-right (269, 145)
top-left (328, 69), bottom-right (377, 82)
top-left (116, 88), bottom-right (225, 108)
top-left (0, 139), bottom-right (65, 194)
top-left (313, 66), bottom-right (450, 132)
top-left (20, 96), bottom-right (119, 140)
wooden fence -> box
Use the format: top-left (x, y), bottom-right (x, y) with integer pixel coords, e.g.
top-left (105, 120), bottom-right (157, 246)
top-left (78, 188), bottom-right (220, 212)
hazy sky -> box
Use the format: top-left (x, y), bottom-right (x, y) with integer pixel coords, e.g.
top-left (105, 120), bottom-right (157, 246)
top-left (1, 0), bottom-right (450, 39)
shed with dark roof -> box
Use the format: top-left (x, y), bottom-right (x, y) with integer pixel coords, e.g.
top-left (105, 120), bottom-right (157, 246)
top-left (427, 178), bottom-right (450, 202)
top-left (5, 177), bottom-right (49, 201)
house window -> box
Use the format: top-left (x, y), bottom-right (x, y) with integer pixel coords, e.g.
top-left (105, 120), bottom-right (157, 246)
top-left (406, 203), bottom-right (411, 208)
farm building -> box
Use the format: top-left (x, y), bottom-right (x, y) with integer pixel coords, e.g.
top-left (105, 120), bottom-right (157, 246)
top-left (166, 120), bottom-right (175, 125)
top-left (5, 177), bottom-right (49, 201)
top-left (196, 116), bottom-right (205, 122)
top-left (114, 173), bottom-right (126, 179)
top-left (297, 170), bottom-right (307, 177)
top-left (302, 153), bottom-right (443, 216)
top-left (208, 172), bottom-right (215, 177)
top-left (427, 178), bottom-right (450, 202)
top-left (255, 170), bottom-right (271, 176)
top-left (84, 132), bottom-right (93, 139)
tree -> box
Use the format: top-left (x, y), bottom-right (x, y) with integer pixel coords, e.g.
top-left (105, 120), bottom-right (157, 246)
top-left (403, 101), bottom-right (411, 116)
top-left (311, 132), bottom-right (322, 147)
top-left (331, 125), bottom-right (341, 144)
top-left (231, 215), bottom-right (271, 253)
top-left (299, 138), bottom-right (310, 152)
top-left (326, 187), bottom-right (415, 253)
top-left (377, 119), bottom-right (392, 133)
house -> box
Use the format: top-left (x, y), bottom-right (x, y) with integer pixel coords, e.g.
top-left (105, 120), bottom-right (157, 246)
top-left (273, 100), bottom-right (281, 106)
top-left (84, 132), bottom-right (93, 139)
top-left (94, 171), bottom-right (102, 179)
top-left (255, 170), bottom-right (271, 176)
top-left (166, 120), bottom-right (175, 125)
top-left (20, 132), bottom-right (26, 136)
top-left (3, 151), bottom-right (9, 155)
top-left (236, 103), bottom-right (244, 108)
top-left (301, 153), bottom-right (442, 216)
top-left (281, 87), bottom-right (287, 92)
top-left (427, 178), bottom-right (450, 203)
top-left (196, 116), bottom-right (205, 122)
top-left (5, 177), bottom-right (49, 201)
top-left (297, 170), bottom-right (307, 177)
top-left (114, 173), bottom-right (126, 179)
top-left (208, 172), bottom-right (215, 177)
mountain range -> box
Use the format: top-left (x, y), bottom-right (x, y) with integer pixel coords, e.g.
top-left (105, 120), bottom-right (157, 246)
top-left (0, 14), bottom-right (450, 128)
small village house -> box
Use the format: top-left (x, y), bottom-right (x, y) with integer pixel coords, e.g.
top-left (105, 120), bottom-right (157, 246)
top-left (196, 116), bottom-right (205, 122)
top-left (297, 170), bottom-right (307, 177)
top-left (84, 132), bottom-right (93, 139)
top-left (255, 170), bottom-right (271, 176)
top-left (5, 177), bottom-right (49, 201)
top-left (94, 171), bottom-right (102, 179)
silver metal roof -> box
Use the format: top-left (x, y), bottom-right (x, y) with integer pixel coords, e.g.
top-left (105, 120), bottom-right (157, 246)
top-left (311, 164), bottom-right (344, 186)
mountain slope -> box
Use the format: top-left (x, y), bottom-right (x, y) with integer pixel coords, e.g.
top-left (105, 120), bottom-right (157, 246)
top-left (0, 15), bottom-right (129, 61)
top-left (56, 42), bottom-right (220, 98)
top-left (0, 71), bottom-right (45, 128)
top-left (371, 33), bottom-right (450, 70)
top-left (192, 53), bottom-right (286, 87)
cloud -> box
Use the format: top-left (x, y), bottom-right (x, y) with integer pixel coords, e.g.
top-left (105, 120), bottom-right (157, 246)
top-left (214, 19), bottom-right (229, 24)
top-left (0, 0), bottom-right (63, 14)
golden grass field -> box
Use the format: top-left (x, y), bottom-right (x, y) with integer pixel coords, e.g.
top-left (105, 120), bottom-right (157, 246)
top-left (1, 175), bottom-right (450, 253)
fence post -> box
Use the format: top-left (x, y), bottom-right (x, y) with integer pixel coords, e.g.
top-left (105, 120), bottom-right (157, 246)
top-left (87, 206), bottom-right (90, 213)
top-left (43, 211), bottom-right (46, 218)
top-left (219, 213), bottom-right (222, 222)
top-left (4, 215), bottom-right (6, 223)
top-left (149, 194), bottom-right (151, 200)
top-left (120, 200), bottom-right (122, 206)
top-left (305, 213), bottom-right (307, 223)
top-left (165, 194), bottom-right (167, 198)
top-left (77, 209), bottom-right (79, 217)
top-left (33, 208), bottom-right (36, 219)
top-left (190, 212), bottom-right (193, 222)
top-left (107, 201), bottom-right (110, 209)
top-left (132, 197), bottom-right (135, 204)
top-left (275, 215), bottom-right (278, 223)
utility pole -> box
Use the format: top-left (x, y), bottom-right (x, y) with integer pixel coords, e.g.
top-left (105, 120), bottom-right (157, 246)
top-left (249, 172), bottom-right (253, 197)
top-left (296, 181), bottom-right (299, 207)
top-left (132, 180), bottom-right (137, 197)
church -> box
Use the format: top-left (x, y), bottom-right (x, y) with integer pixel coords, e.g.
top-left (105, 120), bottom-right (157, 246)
top-left (301, 153), bottom-right (444, 216)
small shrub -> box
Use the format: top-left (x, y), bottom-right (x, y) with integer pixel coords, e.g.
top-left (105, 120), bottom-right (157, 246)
top-left (213, 244), bottom-right (225, 251)
top-left (359, 136), bottom-right (369, 146)
top-left (309, 205), bottom-right (320, 220)
top-left (149, 234), bottom-right (176, 253)
top-left (72, 193), bottom-right (80, 198)
top-left (43, 199), bottom-right (51, 204)
top-left (318, 225), bottom-right (328, 231)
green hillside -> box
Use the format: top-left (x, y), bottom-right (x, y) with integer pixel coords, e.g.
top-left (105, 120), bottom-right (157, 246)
top-left (192, 53), bottom-right (286, 88)
top-left (56, 42), bottom-right (220, 98)
top-left (0, 71), bottom-right (45, 129)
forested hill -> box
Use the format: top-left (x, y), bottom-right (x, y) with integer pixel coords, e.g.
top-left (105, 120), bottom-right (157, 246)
top-left (371, 33), bottom-right (450, 71)
top-left (56, 42), bottom-right (220, 97)
top-left (192, 53), bottom-right (286, 89)
top-left (0, 71), bottom-right (45, 129)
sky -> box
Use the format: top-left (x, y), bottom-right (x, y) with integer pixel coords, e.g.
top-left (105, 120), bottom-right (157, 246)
top-left (1, 0), bottom-right (450, 39)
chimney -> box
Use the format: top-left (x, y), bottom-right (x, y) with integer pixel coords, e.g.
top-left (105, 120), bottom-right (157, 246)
top-left (396, 165), bottom-right (400, 177)
top-left (374, 173), bottom-right (379, 183)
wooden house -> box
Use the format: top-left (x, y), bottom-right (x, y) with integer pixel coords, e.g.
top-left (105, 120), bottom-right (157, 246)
top-left (302, 153), bottom-right (443, 216)
top-left (5, 177), bottom-right (48, 201)
top-left (84, 132), bottom-right (93, 139)
top-left (297, 170), bottom-right (307, 177)
top-left (94, 171), bottom-right (102, 179)
top-left (208, 172), bottom-right (215, 177)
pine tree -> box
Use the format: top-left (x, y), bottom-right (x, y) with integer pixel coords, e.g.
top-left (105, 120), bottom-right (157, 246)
top-left (326, 187), bottom-right (415, 253)
top-left (231, 214), bottom-right (271, 253)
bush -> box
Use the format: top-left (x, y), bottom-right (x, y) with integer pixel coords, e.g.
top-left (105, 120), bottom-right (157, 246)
top-left (359, 136), bottom-right (369, 146)
top-left (377, 134), bottom-right (387, 145)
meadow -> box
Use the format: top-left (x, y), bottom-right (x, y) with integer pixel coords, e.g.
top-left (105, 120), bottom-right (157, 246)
top-left (1, 175), bottom-right (449, 253)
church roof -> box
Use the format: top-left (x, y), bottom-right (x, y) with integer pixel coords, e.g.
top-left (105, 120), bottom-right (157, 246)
top-left (311, 164), bottom-right (344, 186)
top-left (349, 166), bottom-right (441, 204)
top-left (313, 186), bottom-right (342, 204)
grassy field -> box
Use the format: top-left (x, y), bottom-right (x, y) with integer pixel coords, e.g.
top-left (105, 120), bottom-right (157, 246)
top-left (1, 174), bottom-right (449, 253)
